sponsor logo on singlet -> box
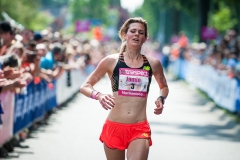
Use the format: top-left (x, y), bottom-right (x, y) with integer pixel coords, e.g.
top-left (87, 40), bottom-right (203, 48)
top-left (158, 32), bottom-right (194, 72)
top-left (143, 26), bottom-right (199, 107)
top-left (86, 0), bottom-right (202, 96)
top-left (143, 66), bottom-right (150, 71)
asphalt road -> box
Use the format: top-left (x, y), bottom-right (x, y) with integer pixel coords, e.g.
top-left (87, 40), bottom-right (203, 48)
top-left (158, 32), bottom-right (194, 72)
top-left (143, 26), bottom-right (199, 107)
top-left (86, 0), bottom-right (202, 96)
top-left (5, 75), bottom-right (240, 160)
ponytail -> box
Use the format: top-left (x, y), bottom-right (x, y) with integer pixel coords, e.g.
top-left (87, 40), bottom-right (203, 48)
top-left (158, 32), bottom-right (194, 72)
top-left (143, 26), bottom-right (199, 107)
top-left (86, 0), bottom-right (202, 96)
top-left (119, 41), bottom-right (126, 54)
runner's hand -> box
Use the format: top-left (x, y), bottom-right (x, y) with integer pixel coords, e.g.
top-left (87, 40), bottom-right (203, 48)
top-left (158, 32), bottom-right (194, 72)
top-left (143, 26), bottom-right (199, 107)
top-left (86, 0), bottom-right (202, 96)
top-left (154, 98), bottom-right (164, 115)
top-left (97, 93), bottom-right (115, 110)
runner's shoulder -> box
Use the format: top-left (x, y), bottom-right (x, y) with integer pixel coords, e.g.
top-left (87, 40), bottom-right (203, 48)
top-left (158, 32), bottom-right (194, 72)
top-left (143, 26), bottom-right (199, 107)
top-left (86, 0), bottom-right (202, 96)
top-left (102, 53), bottom-right (119, 63)
top-left (97, 53), bottom-right (119, 69)
top-left (144, 55), bottom-right (161, 68)
top-left (106, 53), bottom-right (120, 60)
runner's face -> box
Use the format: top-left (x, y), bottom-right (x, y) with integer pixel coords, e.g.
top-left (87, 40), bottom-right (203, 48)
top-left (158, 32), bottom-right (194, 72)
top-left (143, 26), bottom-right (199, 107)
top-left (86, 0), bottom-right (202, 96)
top-left (125, 23), bottom-right (147, 47)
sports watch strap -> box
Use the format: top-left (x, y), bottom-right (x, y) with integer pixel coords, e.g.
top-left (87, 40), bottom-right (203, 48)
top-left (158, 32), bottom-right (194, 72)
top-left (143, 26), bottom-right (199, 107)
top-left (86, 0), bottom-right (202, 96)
top-left (158, 96), bottom-right (165, 105)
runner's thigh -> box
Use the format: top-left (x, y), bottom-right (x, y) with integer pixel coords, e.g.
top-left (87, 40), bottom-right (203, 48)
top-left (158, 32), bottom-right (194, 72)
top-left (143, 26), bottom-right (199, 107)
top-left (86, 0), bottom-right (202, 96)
top-left (104, 144), bottom-right (125, 160)
top-left (126, 139), bottom-right (149, 160)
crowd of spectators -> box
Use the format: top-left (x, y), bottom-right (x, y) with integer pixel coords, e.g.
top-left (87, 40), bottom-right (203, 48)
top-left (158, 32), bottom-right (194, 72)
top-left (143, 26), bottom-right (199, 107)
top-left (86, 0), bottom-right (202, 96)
top-left (0, 20), bottom-right (119, 158)
top-left (3, 18), bottom-right (239, 157)
top-left (166, 29), bottom-right (240, 80)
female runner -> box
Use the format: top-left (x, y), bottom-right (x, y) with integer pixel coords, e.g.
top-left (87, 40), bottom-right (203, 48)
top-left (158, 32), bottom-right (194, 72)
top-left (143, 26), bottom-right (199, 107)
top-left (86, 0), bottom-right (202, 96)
top-left (80, 17), bottom-right (169, 160)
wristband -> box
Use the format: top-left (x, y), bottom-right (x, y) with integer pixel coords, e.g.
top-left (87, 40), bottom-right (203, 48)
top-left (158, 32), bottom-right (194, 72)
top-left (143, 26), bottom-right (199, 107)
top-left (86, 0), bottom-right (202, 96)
top-left (158, 96), bottom-right (165, 104)
top-left (93, 91), bottom-right (100, 100)
top-left (91, 90), bottom-right (99, 100)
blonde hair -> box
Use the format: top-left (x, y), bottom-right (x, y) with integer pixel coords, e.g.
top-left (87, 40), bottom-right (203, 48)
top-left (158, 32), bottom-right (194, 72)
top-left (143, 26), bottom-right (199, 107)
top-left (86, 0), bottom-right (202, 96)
top-left (118, 17), bottom-right (148, 54)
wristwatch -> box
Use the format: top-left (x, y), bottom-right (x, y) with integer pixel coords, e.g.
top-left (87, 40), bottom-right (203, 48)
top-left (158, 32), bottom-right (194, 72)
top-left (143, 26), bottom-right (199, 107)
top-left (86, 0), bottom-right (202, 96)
top-left (158, 96), bottom-right (165, 105)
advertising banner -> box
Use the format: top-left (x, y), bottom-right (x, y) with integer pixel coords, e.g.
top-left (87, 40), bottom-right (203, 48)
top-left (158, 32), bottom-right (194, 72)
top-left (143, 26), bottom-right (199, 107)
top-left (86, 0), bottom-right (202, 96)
top-left (235, 80), bottom-right (240, 113)
top-left (202, 27), bottom-right (217, 40)
top-left (46, 80), bottom-right (57, 111)
top-left (56, 69), bottom-right (86, 105)
top-left (14, 81), bottom-right (50, 134)
top-left (75, 20), bottom-right (91, 33)
top-left (171, 60), bottom-right (238, 113)
top-left (0, 69), bottom-right (84, 146)
top-left (213, 75), bottom-right (237, 112)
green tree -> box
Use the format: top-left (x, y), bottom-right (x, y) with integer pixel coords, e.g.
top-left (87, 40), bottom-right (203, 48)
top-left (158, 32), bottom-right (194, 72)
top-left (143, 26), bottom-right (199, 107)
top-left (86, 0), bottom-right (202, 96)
top-left (70, 0), bottom-right (110, 25)
top-left (40, 0), bottom-right (70, 7)
top-left (133, 0), bottom-right (161, 39)
top-left (29, 12), bottom-right (54, 31)
top-left (134, 0), bottom-right (240, 42)
top-left (133, 0), bottom-right (198, 42)
top-left (0, 0), bottom-right (54, 30)
top-left (109, 0), bottom-right (121, 7)
top-left (0, 0), bottom-right (38, 26)
top-left (213, 0), bottom-right (240, 29)
top-left (211, 4), bottom-right (238, 33)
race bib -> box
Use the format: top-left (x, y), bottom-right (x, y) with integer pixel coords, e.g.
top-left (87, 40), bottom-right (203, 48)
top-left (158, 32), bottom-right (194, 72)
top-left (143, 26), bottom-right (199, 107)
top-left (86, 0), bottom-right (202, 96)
top-left (118, 68), bottom-right (149, 97)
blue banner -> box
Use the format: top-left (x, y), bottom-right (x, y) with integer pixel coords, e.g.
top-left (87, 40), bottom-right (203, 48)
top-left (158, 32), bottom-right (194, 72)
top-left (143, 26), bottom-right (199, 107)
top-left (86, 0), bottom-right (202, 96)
top-left (171, 60), bottom-right (239, 113)
top-left (14, 80), bottom-right (57, 134)
top-left (46, 80), bottom-right (57, 111)
top-left (236, 80), bottom-right (240, 113)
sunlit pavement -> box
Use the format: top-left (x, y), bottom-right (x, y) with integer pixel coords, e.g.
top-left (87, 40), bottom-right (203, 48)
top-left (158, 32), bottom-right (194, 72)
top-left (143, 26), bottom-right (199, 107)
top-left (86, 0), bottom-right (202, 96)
top-left (6, 75), bottom-right (240, 160)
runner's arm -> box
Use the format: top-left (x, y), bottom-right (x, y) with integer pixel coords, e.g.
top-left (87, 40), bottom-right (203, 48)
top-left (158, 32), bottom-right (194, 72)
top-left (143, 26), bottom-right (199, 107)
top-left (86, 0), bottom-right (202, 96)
top-left (149, 57), bottom-right (169, 99)
top-left (80, 56), bottom-right (111, 98)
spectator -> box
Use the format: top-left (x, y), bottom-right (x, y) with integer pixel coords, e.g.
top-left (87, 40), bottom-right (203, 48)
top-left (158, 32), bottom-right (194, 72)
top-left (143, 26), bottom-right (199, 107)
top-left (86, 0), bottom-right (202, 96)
top-left (36, 43), bottom-right (48, 57)
top-left (12, 42), bottom-right (24, 59)
top-left (21, 29), bottom-right (34, 46)
top-left (40, 44), bottom-right (62, 70)
top-left (33, 32), bottom-right (43, 44)
top-left (161, 45), bottom-right (171, 72)
top-left (83, 54), bottom-right (95, 75)
top-left (177, 31), bottom-right (189, 59)
top-left (25, 40), bottom-right (37, 51)
top-left (0, 21), bottom-right (15, 56)
top-left (40, 44), bottom-right (64, 79)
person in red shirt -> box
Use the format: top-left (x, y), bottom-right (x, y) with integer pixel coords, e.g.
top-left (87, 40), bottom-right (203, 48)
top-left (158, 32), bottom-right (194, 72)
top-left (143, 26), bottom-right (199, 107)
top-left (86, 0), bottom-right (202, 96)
top-left (177, 31), bottom-right (189, 59)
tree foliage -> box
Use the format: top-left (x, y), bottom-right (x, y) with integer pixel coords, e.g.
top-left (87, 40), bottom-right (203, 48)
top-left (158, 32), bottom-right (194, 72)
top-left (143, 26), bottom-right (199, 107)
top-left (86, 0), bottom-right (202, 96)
top-left (0, 0), bottom-right (54, 30)
top-left (70, 0), bottom-right (110, 25)
top-left (29, 12), bottom-right (55, 31)
top-left (211, 5), bottom-right (238, 32)
top-left (0, 0), bottom-right (38, 26)
top-left (213, 0), bottom-right (240, 29)
top-left (133, 0), bottom-right (199, 40)
top-left (133, 1), bottom-right (160, 39)
top-left (40, 0), bottom-right (70, 7)
top-left (160, 0), bottom-right (197, 15)
top-left (135, 0), bottom-right (240, 42)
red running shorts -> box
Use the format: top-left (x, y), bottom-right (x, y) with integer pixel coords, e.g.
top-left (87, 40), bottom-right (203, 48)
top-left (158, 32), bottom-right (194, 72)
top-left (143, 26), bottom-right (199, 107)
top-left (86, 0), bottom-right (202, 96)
top-left (99, 119), bottom-right (152, 150)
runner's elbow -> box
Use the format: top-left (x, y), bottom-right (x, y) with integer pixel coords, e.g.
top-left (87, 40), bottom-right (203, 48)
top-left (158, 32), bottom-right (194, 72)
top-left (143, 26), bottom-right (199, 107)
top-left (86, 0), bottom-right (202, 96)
top-left (80, 82), bottom-right (91, 94)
